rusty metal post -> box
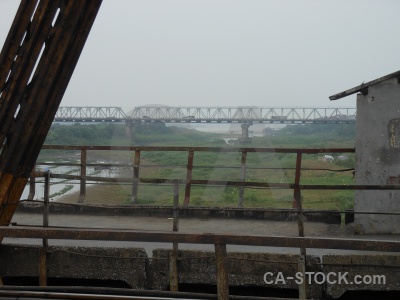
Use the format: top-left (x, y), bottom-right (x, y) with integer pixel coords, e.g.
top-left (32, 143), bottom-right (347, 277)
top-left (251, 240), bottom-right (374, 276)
top-left (131, 150), bottom-right (141, 204)
top-left (78, 149), bottom-right (86, 203)
top-left (170, 180), bottom-right (179, 291)
top-left (39, 171), bottom-right (50, 286)
top-left (173, 180), bottom-right (179, 234)
top-left (238, 150), bottom-right (247, 207)
top-left (215, 243), bottom-right (229, 300)
top-left (298, 254), bottom-right (306, 299)
top-left (294, 152), bottom-right (307, 299)
top-left (294, 152), bottom-right (305, 237)
top-left (183, 150), bottom-right (194, 206)
top-left (27, 165), bottom-right (36, 200)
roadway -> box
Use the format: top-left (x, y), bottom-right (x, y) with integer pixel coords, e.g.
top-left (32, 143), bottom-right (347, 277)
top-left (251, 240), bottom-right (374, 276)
top-left (4, 212), bottom-right (398, 257)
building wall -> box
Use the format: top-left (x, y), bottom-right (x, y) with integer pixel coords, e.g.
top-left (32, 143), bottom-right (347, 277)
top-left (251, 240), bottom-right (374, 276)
top-left (355, 77), bottom-right (400, 234)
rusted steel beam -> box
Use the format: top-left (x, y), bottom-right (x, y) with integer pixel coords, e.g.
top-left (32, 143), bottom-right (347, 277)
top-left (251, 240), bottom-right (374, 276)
top-left (2, 226), bottom-right (400, 252)
top-left (0, 0), bottom-right (102, 228)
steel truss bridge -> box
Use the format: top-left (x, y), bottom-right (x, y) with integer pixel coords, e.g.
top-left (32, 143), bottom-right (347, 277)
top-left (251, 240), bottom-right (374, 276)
top-left (54, 106), bottom-right (356, 124)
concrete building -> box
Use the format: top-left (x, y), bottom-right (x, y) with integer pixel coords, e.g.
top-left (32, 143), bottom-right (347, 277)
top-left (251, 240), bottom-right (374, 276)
top-left (330, 70), bottom-right (400, 234)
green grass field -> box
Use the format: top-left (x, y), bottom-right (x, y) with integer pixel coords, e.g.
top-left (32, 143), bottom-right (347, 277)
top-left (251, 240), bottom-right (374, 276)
top-left (44, 123), bottom-right (356, 211)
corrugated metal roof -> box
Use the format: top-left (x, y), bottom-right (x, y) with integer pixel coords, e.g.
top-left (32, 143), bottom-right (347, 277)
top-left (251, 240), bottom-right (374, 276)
top-left (329, 70), bottom-right (400, 100)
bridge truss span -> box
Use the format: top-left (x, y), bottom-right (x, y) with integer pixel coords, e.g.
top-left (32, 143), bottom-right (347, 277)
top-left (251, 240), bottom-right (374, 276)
top-left (53, 106), bottom-right (356, 123)
top-left (55, 107), bottom-right (128, 122)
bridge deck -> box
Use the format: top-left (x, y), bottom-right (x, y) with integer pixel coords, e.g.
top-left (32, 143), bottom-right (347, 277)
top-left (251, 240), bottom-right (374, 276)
top-left (5, 211), bottom-right (396, 257)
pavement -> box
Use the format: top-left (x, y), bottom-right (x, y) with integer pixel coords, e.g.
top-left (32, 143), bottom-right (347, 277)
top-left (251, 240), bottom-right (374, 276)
top-left (3, 212), bottom-right (400, 257)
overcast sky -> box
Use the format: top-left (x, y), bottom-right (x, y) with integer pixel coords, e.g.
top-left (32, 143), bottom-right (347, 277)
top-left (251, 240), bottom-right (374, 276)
top-left (1, 0), bottom-right (399, 111)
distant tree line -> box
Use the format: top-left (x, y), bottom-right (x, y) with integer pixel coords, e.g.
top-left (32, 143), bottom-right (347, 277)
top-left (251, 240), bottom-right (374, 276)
top-left (278, 123), bottom-right (355, 139)
top-left (44, 122), bottom-right (220, 146)
top-left (45, 123), bottom-right (126, 145)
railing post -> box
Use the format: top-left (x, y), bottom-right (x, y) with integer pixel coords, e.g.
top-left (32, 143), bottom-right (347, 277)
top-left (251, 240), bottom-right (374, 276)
top-left (169, 180), bottom-right (179, 291)
top-left (131, 150), bottom-right (141, 204)
top-left (238, 150), bottom-right (247, 207)
top-left (39, 171), bottom-right (50, 286)
top-left (27, 165), bottom-right (36, 200)
top-left (294, 151), bottom-right (307, 299)
top-left (77, 148), bottom-right (86, 203)
top-left (173, 180), bottom-right (179, 234)
top-left (183, 150), bottom-right (194, 206)
top-left (215, 243), bottom-right (229, 300)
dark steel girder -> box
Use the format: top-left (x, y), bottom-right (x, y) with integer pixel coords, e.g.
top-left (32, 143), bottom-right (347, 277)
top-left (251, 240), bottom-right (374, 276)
top-left (0, 0), bottom-right (102, 227)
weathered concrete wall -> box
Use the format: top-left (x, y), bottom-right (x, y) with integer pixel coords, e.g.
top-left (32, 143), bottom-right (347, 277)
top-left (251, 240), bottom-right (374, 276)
top-left (1, 245), bottom-right (399, 298)
top-left (355, 77), bottom-right (400, 234)
top-left (323, 254), bottom-right (400, 299)
top-left (149, 249), bottom-right (322, 299)
top-left (0, 245), bottom-right (147, 289)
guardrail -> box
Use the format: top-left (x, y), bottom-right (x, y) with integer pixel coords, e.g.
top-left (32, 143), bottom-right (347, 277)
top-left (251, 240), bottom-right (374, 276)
top-left (30, 145), bottom-right (357, 207)
top-left (11, 145), bottom-right (400, 299)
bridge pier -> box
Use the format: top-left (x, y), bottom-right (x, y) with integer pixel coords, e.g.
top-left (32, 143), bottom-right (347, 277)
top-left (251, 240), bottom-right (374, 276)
top-left (238, 123), bottom-right (252, 144)
top-left (125, 123), bottom-right (134, 140)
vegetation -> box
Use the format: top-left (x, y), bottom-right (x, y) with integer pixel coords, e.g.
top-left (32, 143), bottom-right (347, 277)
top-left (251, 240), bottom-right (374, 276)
top-left (48, 185), bottom-right (73, 199)
top-left (43, 122), bottom-right (356, 211)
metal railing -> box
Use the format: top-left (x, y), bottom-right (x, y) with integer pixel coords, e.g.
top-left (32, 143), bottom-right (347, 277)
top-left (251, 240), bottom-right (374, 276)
top-left (29, 145), bottom-right (359, 207)
top-left (16, 145), bottom-right (400, 299)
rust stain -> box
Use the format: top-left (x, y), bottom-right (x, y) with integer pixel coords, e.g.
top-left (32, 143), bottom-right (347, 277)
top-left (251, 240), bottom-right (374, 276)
top-left (388, 119), bottom-right (400, 149)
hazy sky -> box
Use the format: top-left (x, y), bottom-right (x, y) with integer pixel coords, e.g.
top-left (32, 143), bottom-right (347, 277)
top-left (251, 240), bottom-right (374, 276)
top-left (1, 0), bottom-right (399, 111)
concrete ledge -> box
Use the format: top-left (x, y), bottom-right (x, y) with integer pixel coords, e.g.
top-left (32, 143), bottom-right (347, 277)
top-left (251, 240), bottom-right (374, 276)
top-left (17, 201), bottom-right (347, 224)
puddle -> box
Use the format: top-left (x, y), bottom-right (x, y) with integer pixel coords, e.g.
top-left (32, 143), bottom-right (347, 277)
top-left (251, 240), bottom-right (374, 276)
top-left (21, 164), bottom-right (119, 201)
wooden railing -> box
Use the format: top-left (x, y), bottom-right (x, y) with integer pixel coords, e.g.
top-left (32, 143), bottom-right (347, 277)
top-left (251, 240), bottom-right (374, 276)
top-left (30, 145), bottom-right (358, 208)
top-left (15, 145), bottom-right (400, 299)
